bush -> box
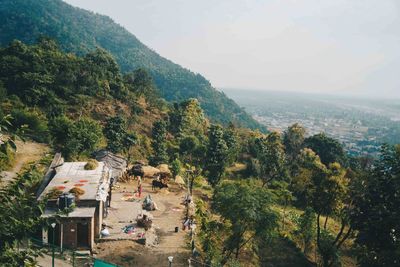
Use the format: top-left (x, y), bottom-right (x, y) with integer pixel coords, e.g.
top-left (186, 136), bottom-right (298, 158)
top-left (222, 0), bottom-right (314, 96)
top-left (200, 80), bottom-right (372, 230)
top-left (11, 108), bottom-right (49, 142)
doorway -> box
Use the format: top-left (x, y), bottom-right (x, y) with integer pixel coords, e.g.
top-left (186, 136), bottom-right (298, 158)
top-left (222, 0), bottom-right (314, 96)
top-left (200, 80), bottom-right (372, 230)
top-left (76, 222), bottom-right (89, 248)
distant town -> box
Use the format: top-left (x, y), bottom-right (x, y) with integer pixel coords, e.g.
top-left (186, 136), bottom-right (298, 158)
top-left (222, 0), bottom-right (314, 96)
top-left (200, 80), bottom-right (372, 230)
top-left (223, 89), bottom-right (400, 157)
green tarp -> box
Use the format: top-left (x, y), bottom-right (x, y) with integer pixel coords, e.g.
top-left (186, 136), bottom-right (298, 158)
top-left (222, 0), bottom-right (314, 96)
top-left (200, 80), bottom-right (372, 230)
top-left (94, 259), bottom-right (117, 267)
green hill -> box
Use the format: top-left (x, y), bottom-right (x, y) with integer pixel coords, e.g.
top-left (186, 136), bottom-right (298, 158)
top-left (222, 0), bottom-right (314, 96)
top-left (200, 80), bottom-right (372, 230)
top-left (0, 0), bottom-right (263, 130)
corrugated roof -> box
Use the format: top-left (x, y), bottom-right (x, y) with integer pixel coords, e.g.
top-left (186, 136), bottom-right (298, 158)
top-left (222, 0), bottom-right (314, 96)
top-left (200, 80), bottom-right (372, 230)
top-left (94, 150), bottom-right (127, 179)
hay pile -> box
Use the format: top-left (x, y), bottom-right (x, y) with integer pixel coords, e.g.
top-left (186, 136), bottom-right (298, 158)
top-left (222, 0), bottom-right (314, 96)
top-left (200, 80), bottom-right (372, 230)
top-left (69, 187), bottom-right (85, 197)
top-left (46, 187), bottom-right (63, 199)
top-left (157, 164), bottom-right (171, 176)
top-left (84, 159), bottom-right (98, 170)
top-left (142, 166), bottom-right (160, 177)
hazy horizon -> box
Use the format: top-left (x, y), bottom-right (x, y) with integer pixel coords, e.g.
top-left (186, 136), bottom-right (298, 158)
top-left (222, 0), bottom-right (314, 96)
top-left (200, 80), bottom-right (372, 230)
top-left (64, 0), bottom-right (400, 98)
top-left (221, 87), bottom-right (400, 101)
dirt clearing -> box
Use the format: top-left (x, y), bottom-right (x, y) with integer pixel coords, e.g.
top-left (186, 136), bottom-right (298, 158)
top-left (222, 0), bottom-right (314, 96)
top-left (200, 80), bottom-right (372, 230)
top-left (95, 179), bottom-right (191, 266)
top-left (0, 139), bottom-right (49, 185)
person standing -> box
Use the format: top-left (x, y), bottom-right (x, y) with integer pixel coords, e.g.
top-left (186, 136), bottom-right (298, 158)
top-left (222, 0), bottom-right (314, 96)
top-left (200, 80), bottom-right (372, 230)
top-left (137, 176), bottom-right (142, 198)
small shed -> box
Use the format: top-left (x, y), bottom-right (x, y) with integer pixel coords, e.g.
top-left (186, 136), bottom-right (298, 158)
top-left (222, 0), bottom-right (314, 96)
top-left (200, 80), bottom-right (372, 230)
top-left (39, 161), bottom-right (111, 251)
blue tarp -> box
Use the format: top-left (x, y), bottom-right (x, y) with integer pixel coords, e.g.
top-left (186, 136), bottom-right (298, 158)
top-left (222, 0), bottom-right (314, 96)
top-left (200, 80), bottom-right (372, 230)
top-left (94, 259), bottom-right (117, 267)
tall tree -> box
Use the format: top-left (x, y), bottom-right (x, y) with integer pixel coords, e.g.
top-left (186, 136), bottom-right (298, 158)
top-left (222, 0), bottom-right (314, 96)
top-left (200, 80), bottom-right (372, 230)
top-left (295, 207), bottom-right (316, 255)
top-left (150, 120), bottom-right (169, 166)
top-left (205, 124), bottom-right (229, 187)
top-left (295, 149), bottom-right (352, 267)
top-left (224, 123), bottom-right (239, 166)
top-left (104, 115), bottom-right (136, 154)
top-left (213, 180), bottom-right (278, 264)
top-left (352, 144), bottom-right (400, 266)
top-left (283, 123), bottom-right (306, 176)
top-left (169, 98), bottom-right (208, 138)
top-left (255, 132), bottom-right (287, 186)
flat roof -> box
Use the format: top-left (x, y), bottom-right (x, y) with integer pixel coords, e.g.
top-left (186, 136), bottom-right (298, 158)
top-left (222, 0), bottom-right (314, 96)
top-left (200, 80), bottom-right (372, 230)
top-left (39, 162), bottom-right (109, 201)
top-left (42, 207), bottom-right (96, 218)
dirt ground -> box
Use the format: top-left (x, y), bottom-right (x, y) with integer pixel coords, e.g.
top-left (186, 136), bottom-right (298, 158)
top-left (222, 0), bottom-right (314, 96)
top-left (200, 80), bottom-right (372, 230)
top-left (95, 178), bottom-right (192, 267)
top-left (0, 139), bottom-right (49, 185)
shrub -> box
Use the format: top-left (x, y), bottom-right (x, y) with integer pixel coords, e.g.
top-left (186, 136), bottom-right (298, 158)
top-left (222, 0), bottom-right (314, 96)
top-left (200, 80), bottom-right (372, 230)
top-left (11, 108), bottom-right (49, 142)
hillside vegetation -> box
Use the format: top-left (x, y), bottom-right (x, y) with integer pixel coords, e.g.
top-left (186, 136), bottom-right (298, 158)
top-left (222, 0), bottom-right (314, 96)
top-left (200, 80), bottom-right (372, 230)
top-left (0, 0), bottom-right (263, 130)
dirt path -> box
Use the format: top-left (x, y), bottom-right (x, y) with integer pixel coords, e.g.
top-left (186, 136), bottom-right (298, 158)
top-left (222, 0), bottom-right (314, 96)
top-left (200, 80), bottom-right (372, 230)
top-left (36, 254), bottom-right (72, 267)
top-left (0, 140), bottom-right (49, 185)
top-left (96, 179), bottom-right (191, 267)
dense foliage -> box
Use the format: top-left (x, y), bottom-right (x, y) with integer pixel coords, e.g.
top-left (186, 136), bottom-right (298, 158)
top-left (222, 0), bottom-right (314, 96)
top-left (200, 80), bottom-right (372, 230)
top-left (50, 116), bottom-right (103, 158)
top-left (104, 116), bottom-right (136, 154)
top-left (352, 144), bottom-right (400, 266)
top-left (0, 0), bottom-right (264, 130)
top-left (0, 166), bottom-right (45, 266)
top-left (201, 180), bottom-right (278, 265)
top-left (0, 115), bottom-right (17, 171)
top-left (149, 120), bottom-right (169, 166)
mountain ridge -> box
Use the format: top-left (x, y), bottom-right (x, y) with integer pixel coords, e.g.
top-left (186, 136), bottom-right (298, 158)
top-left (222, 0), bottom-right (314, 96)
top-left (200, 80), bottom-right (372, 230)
top-left (0, 0), bottom-right (264, 130)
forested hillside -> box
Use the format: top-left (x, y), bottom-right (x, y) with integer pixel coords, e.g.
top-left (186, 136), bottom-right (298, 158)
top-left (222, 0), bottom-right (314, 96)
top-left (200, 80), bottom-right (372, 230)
top-left (0, 0), bottom-right (263, 130)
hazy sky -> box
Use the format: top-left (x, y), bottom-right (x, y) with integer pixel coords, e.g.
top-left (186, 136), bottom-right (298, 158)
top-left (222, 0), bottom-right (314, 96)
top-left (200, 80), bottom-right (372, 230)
top-left (64, 0), bottom-right (400, 97)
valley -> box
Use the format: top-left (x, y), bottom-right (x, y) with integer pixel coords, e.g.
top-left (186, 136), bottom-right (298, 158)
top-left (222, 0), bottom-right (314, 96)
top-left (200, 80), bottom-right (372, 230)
top-left (223, 88), bottom-right (400, 157)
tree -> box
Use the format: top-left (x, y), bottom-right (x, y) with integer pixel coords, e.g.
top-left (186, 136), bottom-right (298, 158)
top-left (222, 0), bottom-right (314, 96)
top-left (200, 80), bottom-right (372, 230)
top-left (255, 132), bottom-right (287, 186)
top-left (304, 133), bottom-right (347, 167)
top-left (212, 180), bottom-right (278, 264)
top-left (0, 81), bottom-right (6, 101)
top-left (196, 199), bottom-right (226, 265)
top-left (295, 207), bottom-right (316, 255)
top-left (0, 166), bottom-right (45, 265)
top-left (205, 124), bottom-right (229, 187)
top-left (123, 68), bottom-right (160, 105)
top-left (50, 116), bottom-right (103, 158)
top-left (104, 116), bottom-right (136, 154)
top-left (223, 123), bottom-right (239, 166)
top-left (185, 165), bottom-right (202, 195)
top-left (170, 158), bottom-right (182, 178)
top-left (0, 114), bottom-right (22, 172)
top-left (352, 144), bottom-right (400, 266)
top-left (149, 120), bottom-right (169, 166)
top-left (295, 149), bottom-right (352, 267)
top-left (178, 135), bottom-right (206, 167)
top-left (283, 123), bottom-right (306, 176)
top-left (169, 98), bottom-right (208, 138)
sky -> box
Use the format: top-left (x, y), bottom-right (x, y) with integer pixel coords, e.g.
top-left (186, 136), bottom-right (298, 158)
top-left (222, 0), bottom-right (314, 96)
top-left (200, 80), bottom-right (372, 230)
top-left (64, 0), bottom-right (400, 97)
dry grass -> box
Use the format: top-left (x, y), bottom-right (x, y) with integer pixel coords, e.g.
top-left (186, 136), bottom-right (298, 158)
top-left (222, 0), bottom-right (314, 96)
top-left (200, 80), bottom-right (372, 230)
top-left (274, 205), bottom-right (357, 267)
